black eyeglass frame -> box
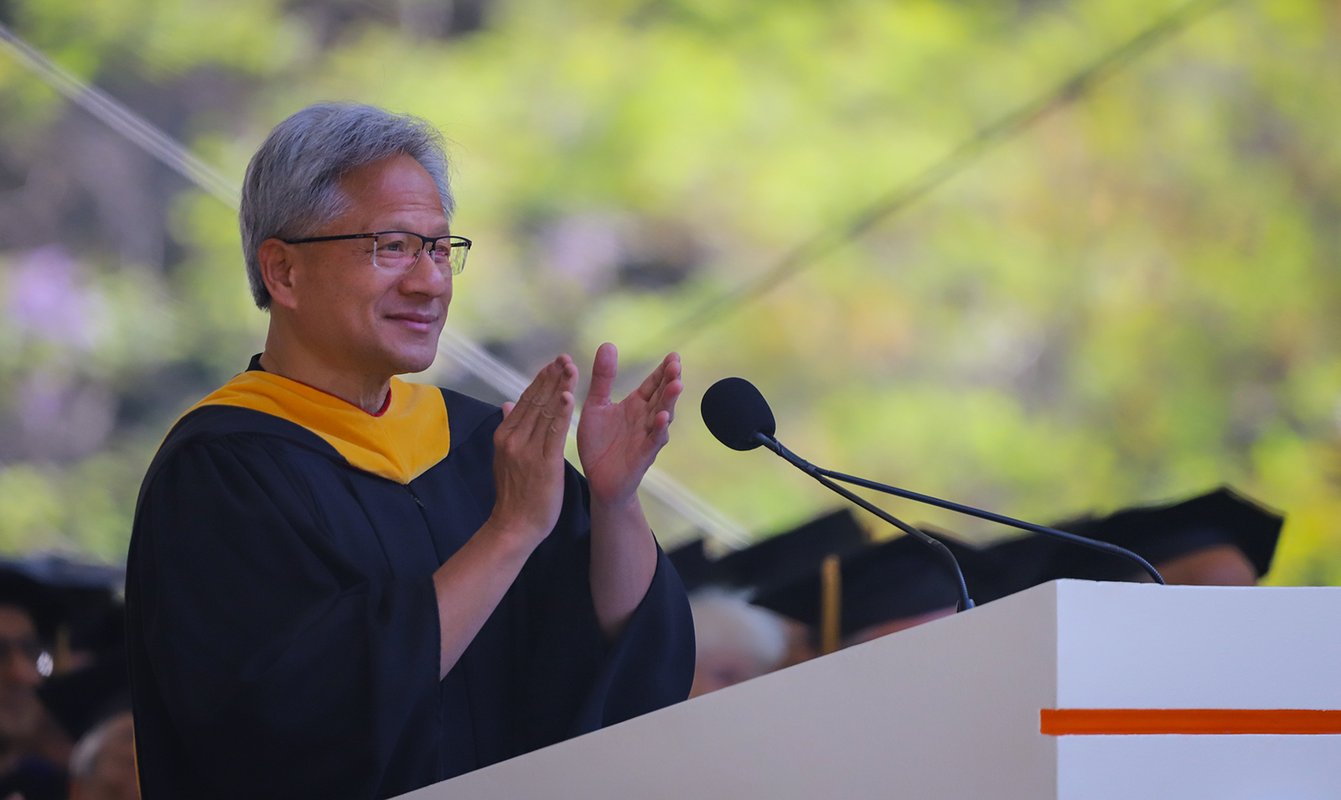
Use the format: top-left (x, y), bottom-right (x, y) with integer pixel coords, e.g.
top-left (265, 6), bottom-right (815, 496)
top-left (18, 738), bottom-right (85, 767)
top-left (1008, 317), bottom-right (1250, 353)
top-left (280, 230), bottom-right (473, 275)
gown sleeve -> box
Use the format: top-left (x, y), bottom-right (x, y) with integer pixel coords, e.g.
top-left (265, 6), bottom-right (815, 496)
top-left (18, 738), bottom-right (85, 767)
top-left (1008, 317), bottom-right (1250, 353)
top-left (128, 430), bottom-right (443, 799)
top-left (506, 461), bottom-right (696, 754)
top-left (429, 394), bottom-right (695, 761)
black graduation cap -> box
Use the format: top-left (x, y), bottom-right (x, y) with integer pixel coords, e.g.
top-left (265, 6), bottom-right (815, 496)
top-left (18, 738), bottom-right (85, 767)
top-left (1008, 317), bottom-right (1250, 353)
top-left (714, 508), bottom-right (869, 596)
top-left (0, 555), bottom-right (131, 741)
top-left (0, 566), bottom-right (65, 640)
top-left (666, 538), bottom-right (722, 593)
top-left (0, 554), bottom-right (124, 651)
top-left (1042, 485), bottom-right (1283, 582)
top-left (752, 530), bottom-right (980, 642)
top-left (964, 533), bottom-right (1062, 603)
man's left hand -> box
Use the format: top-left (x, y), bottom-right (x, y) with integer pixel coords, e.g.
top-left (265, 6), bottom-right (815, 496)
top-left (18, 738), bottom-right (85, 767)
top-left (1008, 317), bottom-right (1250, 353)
top-left (577, 343), bottom-right (682, 505)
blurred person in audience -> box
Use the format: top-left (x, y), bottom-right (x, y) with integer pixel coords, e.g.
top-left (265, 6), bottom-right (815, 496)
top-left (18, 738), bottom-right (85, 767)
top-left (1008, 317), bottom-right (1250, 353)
top-left (125, 103), bottom-right (693, 800)
top-left (67, 711), bottom-right (137, 800)
top-left (754, 532), bottom-right (978, 651)
top-left (670, 510), bottom-right (868, 668)
top-left (0, 570), bottom-right (67, 800)
top-left (971, 486), bottom-right (1283, 603)
top-left (37, 599), bottom-right (128, 763)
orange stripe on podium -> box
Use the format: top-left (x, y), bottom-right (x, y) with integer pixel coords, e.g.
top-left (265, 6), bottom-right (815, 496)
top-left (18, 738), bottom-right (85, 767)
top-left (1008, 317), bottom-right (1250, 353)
top-left (1041, 709), bottom-right (1341, 736)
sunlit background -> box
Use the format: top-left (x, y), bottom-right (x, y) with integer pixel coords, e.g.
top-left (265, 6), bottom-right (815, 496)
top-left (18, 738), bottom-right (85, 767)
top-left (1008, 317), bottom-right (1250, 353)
top-left (1, 0), bottom-right (1337, 584)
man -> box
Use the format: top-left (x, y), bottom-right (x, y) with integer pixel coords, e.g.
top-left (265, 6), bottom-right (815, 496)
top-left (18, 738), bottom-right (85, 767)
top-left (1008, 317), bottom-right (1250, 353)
top-left (0, 569), bottom-right (66, 800)
top-left (125, 103), bottom-right (694, 799)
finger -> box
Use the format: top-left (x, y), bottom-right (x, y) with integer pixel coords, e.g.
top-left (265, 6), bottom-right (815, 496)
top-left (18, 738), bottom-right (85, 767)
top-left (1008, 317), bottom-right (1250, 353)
top-left (643, 355), bottom-right (682, 417)
top-left (651, 408), bottom-right (674, 442)
top-left (557, 353), bottom-right (578, 395)
top-left (585, 343), bottom-right (618, 409)
top-left (542, 390), bottom-right (576, 460)
top-left (522, 357), bottom-right (575, 442)
top-left (632, 409), bottom-right (674, 463)
top-left (634, 351), bottom-right (678, 402)
top-left (502, 401), bottom-right (516, 419)
top-left (501, 358), bottom-right (561, 436)
top-left (650, 375), bottom-right (684, 427)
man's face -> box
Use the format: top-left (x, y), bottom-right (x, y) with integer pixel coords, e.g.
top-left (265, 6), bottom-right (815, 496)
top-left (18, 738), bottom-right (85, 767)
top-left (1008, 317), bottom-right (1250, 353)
top-left (0, 606), bottom-right (44, 745)
top-left (281, 153), bottom-right (452, 382)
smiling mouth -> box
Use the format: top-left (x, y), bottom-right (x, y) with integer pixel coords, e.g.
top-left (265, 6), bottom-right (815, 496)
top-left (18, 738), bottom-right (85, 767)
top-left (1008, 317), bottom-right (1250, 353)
top-left (387, 312), bottom-right (440, 325)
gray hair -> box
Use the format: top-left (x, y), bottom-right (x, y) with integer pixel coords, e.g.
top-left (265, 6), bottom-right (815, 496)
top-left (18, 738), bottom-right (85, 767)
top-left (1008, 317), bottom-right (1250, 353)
top-left (239, 103), bottom-right (455, 309)
top-left (689, 588), bottom-right (789, 673)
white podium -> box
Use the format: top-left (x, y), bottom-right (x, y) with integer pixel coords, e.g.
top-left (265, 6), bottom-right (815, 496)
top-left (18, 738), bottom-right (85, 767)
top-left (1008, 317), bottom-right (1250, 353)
top-left (400, 580), bottom-right (1341, 799)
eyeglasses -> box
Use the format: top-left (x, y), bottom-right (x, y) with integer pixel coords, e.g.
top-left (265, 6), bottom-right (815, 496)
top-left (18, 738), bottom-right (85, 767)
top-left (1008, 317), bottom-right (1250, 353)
top-left (281, 231), bottom-right (472, 276)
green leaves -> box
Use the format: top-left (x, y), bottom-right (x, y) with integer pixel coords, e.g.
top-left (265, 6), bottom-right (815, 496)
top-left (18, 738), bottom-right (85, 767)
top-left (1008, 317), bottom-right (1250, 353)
top-left (1, 0), bottom-right (1338, 585)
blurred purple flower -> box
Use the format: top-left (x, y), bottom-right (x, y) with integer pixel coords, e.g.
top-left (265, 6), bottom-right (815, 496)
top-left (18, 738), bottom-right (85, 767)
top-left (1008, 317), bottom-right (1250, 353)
top-left (16, 370), bottom-right (115, 461)
top-left (6, 246), bottom-right (101, 349)
top-left (546, 215), bottom-right (623, 291)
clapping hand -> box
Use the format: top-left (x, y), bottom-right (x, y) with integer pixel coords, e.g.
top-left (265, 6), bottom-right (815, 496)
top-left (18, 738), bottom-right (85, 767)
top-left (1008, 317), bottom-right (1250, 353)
top-left (577, 343), bottom-right (682, 505)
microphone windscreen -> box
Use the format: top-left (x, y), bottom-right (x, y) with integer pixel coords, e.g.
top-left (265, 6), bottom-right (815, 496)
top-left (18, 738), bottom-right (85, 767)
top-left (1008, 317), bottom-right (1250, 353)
top-left (701, 377), bottom-right (776, 451)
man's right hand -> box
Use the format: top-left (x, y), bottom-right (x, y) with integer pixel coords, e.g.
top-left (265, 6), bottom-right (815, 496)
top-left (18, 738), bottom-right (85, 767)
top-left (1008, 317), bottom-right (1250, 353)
top-left (487, 354), bottom-right (577, 547)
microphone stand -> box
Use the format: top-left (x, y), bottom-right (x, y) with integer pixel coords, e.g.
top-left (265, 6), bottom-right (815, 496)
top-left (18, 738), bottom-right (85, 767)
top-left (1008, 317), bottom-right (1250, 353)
top-left (756, 432), bottom-right (1165, 586)
top-left (754, 433), bottom-right (975, 612)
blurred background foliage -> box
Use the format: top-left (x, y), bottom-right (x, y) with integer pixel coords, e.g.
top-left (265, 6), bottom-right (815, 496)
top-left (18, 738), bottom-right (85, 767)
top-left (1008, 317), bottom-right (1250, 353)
top-left (0, 0), bottom-right (1337, 585)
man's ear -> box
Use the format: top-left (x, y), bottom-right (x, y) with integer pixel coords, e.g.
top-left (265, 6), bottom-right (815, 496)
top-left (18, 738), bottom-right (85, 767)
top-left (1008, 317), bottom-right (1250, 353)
top-left (258, 239), bottom-right (300, 310)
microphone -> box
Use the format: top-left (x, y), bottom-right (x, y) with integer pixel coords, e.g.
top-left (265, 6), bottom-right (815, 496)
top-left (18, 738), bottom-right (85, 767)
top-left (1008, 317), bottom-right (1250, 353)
top-left (701, 377), bottom-right (775, 451)
top-left (700, 377), bottom-right (1165, 587)
top-left (702, 378), bottom-right (975, 612)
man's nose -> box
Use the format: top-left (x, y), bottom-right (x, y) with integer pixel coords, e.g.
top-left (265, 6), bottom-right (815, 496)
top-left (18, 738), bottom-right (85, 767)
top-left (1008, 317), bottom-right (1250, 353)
top-left (400, 246), bottom-right (451, 295)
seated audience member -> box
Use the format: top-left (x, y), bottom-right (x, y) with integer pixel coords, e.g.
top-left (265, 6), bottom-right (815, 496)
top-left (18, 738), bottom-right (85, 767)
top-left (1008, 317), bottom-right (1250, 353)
top-left (37, 593), bottom-right (128, 760)
top-left (753, 531), bottom-right (982, 650)
top-left (0, 569), bottom-right (68, 800)
top-left (973, 486), bottom-right (1283, 602)
top-left (687, 589), bottom-right (791, 697)
top-left (713, 509), bottom-right (869, 594)
top-left (68, 711), bottom-right (138, 800)
top-left (670, 508), bottom-right (871, 667)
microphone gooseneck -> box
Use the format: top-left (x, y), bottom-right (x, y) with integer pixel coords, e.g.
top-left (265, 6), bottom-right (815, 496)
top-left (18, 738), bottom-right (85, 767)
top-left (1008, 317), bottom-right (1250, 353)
top-left (759, 432), bottom-right (975, 612)
top-left (803, 464), bottom-right (1166, 585)
top-left (700, 376), bottom-right (1166, 590)
top-left (702, 377), bottom-right (974, 612)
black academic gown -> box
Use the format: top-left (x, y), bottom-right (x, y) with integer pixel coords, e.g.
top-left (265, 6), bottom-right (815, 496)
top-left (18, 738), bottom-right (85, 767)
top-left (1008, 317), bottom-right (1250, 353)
top-left (125, 366), bottom-right (694, 799)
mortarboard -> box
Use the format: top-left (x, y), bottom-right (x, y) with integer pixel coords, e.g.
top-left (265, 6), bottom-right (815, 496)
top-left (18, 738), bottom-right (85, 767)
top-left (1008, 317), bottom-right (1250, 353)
top-left (0, 566), bottom-right (65, 639)
top-left (967, 486), bottom-right (1285, 601)
top-left (0, 555), bottom-right (131, 741)
top-left (0, 553), bottom-right (124, 653)
top-left (666, 538), bottom-right (723, 593)
top-left (714, 508), bottom-right (869, 597)
top-left (964, 533), bottom-right (1062, 603)
top-left (752, 530), bottom-right (982, 644)
top-left (1041, 485), bottom-right (1283, 582)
